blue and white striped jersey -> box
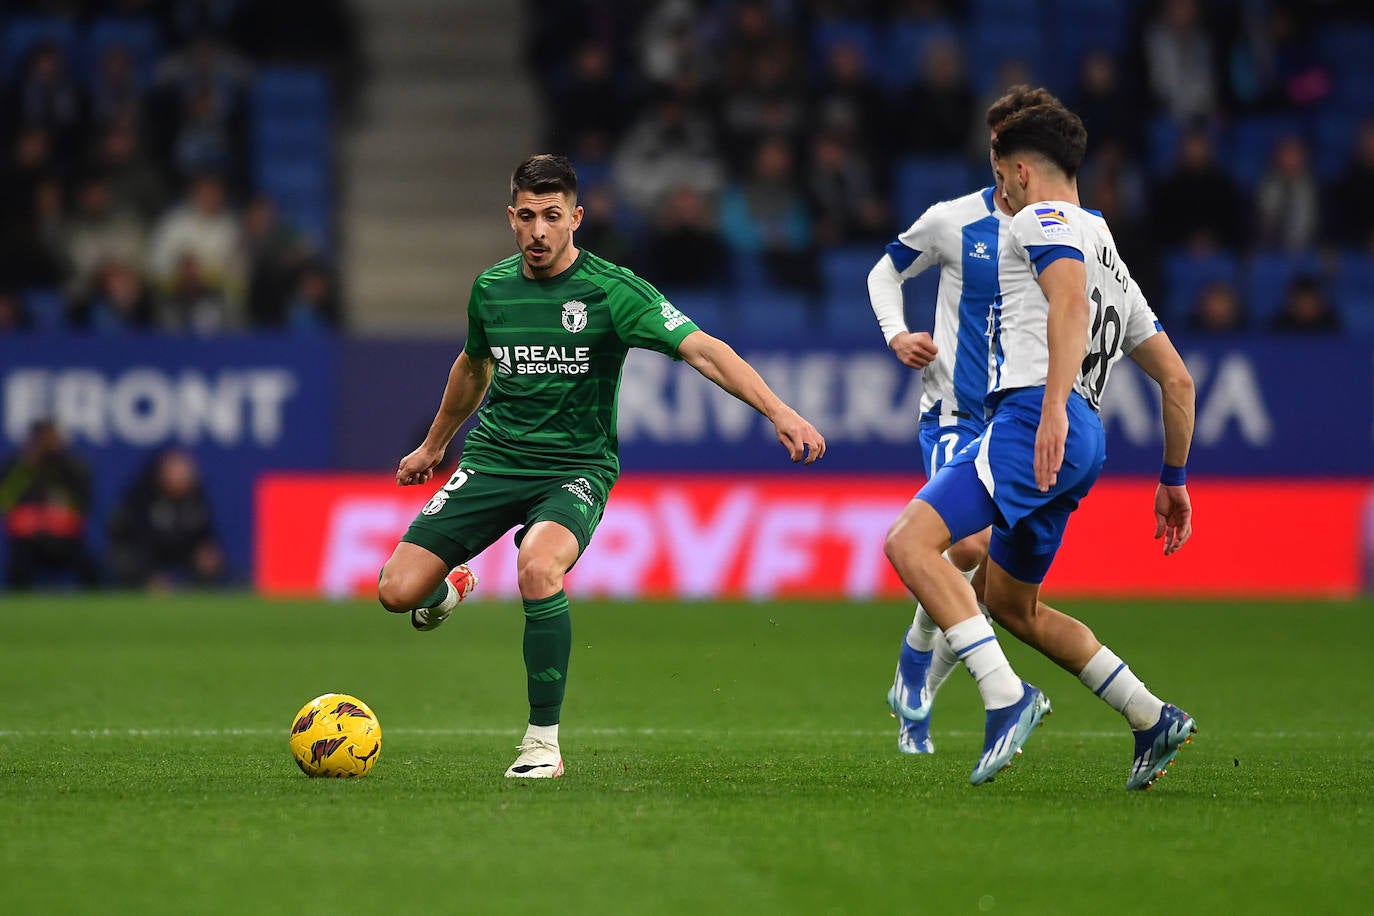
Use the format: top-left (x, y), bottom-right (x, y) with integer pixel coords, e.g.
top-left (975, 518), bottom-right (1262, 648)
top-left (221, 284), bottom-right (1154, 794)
top-left (994, 200), bottom-right (1162, 411)
top-left (871, 187), bottom-right (1011, 424)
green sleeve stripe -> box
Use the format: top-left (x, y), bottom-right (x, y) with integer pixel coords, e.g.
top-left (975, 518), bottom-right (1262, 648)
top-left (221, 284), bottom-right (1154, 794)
top-left (586, 265), bottom-right (661, 306)
top-left (582, 255), bottom-right (661, 301)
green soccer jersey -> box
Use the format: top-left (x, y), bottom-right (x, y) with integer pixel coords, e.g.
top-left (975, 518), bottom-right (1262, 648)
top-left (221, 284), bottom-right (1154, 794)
top-left (459, 249), bottom-right (700, 482)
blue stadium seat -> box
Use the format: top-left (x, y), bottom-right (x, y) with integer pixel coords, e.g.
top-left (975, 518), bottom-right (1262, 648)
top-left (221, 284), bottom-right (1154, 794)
top-left (1161, 250), bottom-right (1239, 320)
top-left (811, 18), bottom-right (882, 78)
top-left (22, 287), bottom-right (67, 331)
top-left (1241, 252), bottom-right (1325, 324)
top-left (881, 19), bottom-right (960, 91)
top-left (255, 161), bottom-right (329, 199)
top-left (1, 16), bottom-right (79, 82)
top-left (1224, 116), bottom-right (1308, 190)
top-left (732, 288), bottom-right (816, 339)
top-left (820, 245), bottom-right (879, 304)
top-left (895, 157), bottom-right (973, 221)
top-left (969, 0), bottom-right (1041, 28)
top-left (83, 17), bottom-right (161, 86)
top-left (1314, 112), bottom-right (1361, 182)
top-left (1331, 252), bottom-right (1374, 336)
top-left (253, 67), bottom-right (331, 119)
top-left (966, 24), bottom-right (1043, 93)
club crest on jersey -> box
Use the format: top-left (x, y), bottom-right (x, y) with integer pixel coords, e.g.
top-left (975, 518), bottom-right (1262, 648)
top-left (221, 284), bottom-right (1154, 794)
top-left (561, 300), bottom-right (588, 333)
top-left (422, 491), bottom-right (448, 515)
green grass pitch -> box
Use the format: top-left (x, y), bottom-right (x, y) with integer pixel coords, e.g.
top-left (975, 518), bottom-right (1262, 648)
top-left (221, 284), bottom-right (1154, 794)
top-left (2, 593), bottom-right (1371, 914)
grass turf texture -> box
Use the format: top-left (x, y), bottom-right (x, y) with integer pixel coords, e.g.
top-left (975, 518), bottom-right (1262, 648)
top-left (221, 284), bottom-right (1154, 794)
top-left (2, 594), bottom-right (1371, 915)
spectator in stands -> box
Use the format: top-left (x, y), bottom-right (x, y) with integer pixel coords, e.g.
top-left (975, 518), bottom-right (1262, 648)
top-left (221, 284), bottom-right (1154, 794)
top-left (0, 126), bottom-right (54, 228)
top-left (1142, 0), bottom-right (1221, 120)
top-left (549, 41), bottom-right (627, 151)
top-left (146, 172), bottom-right (244, 306)
top-left (107, 447), bottom-right (226, 591)
top-left (897, 36), bottom-right (974, 156)
top-left (156, 251), bottom-right (232, 333)
top-left (172, 85), bottom-right (239, 185)
top-left (569, 182), bottom-right (636, 268)
top-left (1256, 134), bottom-right (1319, 251)
top-left (1327, 118), bottom-right (1374, 250)
top-left (719, 136), bottom-right (816, 291)
top-left (1187, 280), bottom-right (1247, 333)
top-left (92, 118), bottom-right (170, 222)
top-left (243, 194), bottom-right (312, 328)
top-left (643, 184), bottom-right (727, 290)
top-left (719, 38), bottom-right (804, 168)
top-left (1081, 150), bottom-right (1157, 297)
top-left (1151, 126), bottom-right (1242, 249)
top-left (612, 91), bottom-right (724, 214)
top-left (61, 171), bottom-right (147, 302)
top-left (1075, 49), bottom-right (1137, 148)
top-left (0, 175), bottom-right (69, 293)
top-left (720, 0), bottom-right (783, 89)
top-left (637, 0), bottom-right (714, 88)
top-left (811, 40), bottom-right (886, 166)
top-left (283, 259), bottom-right (342, 333)
top-left (5, 41), bottom-right (85, 163)
top-left (807, 128), bottom-right (889, 247)
top-left (1227, 2), bottom-right (1330, 113)
top-left (70, 259), bottom-right (154, 333)
top-left (150, 34), bottom-right (249, 184)
top-left (0, 419), bottom-right (100, 590)
top-left (0, 290), bottom-right (30, 333)
top-left (89, 45), bottom-right (146, 134)
top-left (1271, 275), bottom-right (1341, 333)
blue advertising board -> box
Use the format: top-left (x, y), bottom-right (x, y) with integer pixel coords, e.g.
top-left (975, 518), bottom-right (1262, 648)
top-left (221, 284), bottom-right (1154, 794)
top-left (337, 335), bottom-right (1374, 477)
top-left (0, 336), bottom-right (336, 582)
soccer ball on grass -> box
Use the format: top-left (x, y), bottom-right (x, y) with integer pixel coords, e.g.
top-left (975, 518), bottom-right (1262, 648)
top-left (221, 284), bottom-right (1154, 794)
top-left (289, 693), bottom-right (382, 777)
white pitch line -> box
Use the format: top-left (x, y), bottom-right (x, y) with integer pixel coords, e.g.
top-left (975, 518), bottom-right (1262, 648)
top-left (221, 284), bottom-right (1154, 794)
top-left (0, 727), bottom-right (1368, 740)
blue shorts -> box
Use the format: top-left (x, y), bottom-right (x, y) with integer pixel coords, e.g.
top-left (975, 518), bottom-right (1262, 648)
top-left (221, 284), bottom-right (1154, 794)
top-left (917, 417), bottom-right (986, 479)
top-left (916, 387), bottom-right (1106, 584)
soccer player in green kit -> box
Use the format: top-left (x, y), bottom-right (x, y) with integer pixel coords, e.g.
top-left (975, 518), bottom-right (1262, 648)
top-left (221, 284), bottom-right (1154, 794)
top-left (377, 154), bottom-right (827, 778)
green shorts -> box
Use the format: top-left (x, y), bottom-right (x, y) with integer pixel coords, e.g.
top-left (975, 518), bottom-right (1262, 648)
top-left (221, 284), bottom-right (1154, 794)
top-left (401, 466), bottom-right (611, 568)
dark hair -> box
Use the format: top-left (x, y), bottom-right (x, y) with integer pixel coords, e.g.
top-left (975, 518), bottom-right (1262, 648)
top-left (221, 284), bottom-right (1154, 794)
top-left (991, 103), bottom-right (1087, 178)
top-left (985, 85), bottom-right (1062, 132)
top-left (510, 154), bottom-right (578, 203)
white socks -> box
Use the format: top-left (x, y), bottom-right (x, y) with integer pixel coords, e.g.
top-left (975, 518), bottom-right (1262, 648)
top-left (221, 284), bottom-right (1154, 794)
top-left (1078, 646), bottom-right (1164, 730)
top-left (432, 578), bottom-right (461, 614)
top-left (945, 616), bottom-right (1023, 709)
top-left (525, 723), bottom-right (559, 745)
top-left (906, 558), bottom-right (979, 652)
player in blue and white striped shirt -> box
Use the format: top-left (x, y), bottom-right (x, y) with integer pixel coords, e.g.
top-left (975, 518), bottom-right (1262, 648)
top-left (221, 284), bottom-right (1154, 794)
top-left (868, 86), bottom-right (1058, 757)
top-left (885, 102), bottom-right (1198, 788)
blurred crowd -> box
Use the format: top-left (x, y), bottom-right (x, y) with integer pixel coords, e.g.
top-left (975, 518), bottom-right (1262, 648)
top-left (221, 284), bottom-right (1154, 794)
top-left (525, 0), bottom-right (1374, 335)
top-left (1, 420), bottom-right (225, 590)
top-left (0, 0), bottom-right (358, 335)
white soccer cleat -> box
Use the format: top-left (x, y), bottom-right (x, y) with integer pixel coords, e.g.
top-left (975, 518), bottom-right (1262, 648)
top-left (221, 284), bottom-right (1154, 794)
top-left (411, 564), bottom-right (479, 632)
top-left (504, 737), bottom-right (564, 779)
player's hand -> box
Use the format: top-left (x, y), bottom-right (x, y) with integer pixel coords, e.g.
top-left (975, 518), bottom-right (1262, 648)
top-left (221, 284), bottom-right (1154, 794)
top-left (396, 444), bottom-right (443, 486)
top-left (1153, 483), bottom-right (1192, 555)
top-left (889, 331), bottom-right (938, 370)
top-left (1033, 404), bottom-right (1068, 492)
top-left (773, 408), bottom-right (826, 465)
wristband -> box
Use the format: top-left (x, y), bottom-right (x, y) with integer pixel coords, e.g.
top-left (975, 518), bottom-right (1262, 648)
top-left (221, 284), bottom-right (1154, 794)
top-left (1160, 464), bottom-right (1187, 486)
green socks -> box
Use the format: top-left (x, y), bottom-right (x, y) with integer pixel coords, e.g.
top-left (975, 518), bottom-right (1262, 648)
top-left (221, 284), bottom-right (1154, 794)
top-left (523, 591), bottom-right (571, 727)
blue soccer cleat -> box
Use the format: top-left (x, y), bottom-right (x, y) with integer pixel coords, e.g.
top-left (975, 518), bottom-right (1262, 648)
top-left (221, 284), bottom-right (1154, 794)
top-left (897, 715), bottom-right (935, 755)
top-left (970, 683), bottom-right (1051, 785)
top-left (1127, 704), bottom-right (1197, 791)
top-left (886, 639), bottom-right (934, 723)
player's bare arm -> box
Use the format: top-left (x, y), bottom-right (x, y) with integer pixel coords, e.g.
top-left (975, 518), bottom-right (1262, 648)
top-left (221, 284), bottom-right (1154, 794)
top-left (676, 330), bottom-right (826, 464)
top-left (397, 350), bottom-right (494, 486)
top-left (1128, 333), bottom-right (1196, 554)
top-left (1033, 257), bottom-right (1090, 492)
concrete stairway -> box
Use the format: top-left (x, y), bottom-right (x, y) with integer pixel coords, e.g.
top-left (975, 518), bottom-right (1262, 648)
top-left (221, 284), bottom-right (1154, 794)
top-left (342, 0), bottom-right (538, 335)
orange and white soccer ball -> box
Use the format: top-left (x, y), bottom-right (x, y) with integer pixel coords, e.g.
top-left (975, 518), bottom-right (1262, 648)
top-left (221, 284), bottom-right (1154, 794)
top-left (288, 693), bottom-right (382, 777)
